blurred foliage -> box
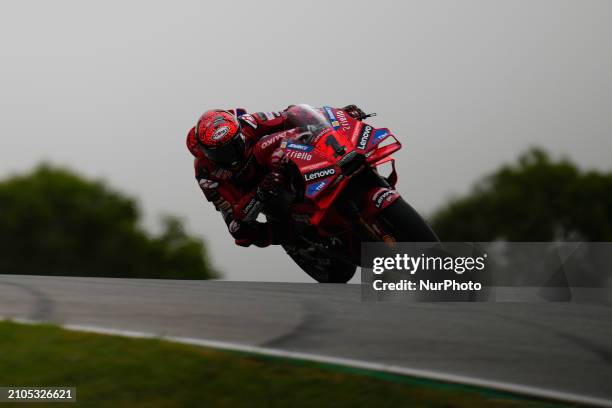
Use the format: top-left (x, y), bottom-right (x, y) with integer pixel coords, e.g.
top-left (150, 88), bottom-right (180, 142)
top-left (431, 148), bottom-right (612, 241)
top-left (0, 164), bottom-right (218, 279)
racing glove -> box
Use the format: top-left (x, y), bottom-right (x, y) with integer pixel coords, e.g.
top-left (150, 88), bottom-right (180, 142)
top-left (256, 150), bottom-right (289, 201)
top-left (257, 171), bottom-right (285, 201)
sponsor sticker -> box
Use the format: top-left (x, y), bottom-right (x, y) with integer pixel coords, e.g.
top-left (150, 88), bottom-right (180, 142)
top-left (373, 129), bottom-right (389, 143)
top-left (243, 197), bottom-right (258, 215)
top-left (240, 114), bottom-right (258, 129)
top-left (335, 109), bottom-right (351, 131)
top-left (304, 166), bottom-right (336, 182)
top-left (285, 150), bottom-right (313, 161)
top-left (212, 126), bottom-right (230, 141)
top-left (229, 220), bottom-right (240, 233)
top-left (213, 116), bottom-right (225, 126)
top-left (217, 201), bottom-right (231, 211)
top-left (306, 180), bottom-right (328, 196)
top-left (284, 142), bottom-right (314, 152)
top-left (357, 125), bottom-right (373, 150)
top-left (260, 133), bottom-right (283, 149)
top-left (213, 168), bottom-right (232, 179)
top-left (198, 178), bottom-right (219, 190)
top-left (241, 197), bottom-right (263, 221)
top-left (373, 189), bottom-right (397, 208)
top-left (323, 106), bottom-right (339, 129)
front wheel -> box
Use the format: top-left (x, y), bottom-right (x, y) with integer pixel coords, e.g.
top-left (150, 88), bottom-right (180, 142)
top-left (374, 197), bottom-right (439, 242)
top-left (366, 197), bottom-right (488, 301)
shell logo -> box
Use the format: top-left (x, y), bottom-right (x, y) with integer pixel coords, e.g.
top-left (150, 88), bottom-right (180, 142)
top-left (212, 126), bottom-right (230, 141)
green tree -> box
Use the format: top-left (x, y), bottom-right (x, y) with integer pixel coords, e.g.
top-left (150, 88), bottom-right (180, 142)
top-left (0, 164), bottom-right (218, 279)
top-left (430, 148), bottom-right (612, 241)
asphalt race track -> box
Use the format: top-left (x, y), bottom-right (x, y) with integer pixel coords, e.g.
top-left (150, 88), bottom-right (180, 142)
top-left (1, 275), bottom-right (611, 405)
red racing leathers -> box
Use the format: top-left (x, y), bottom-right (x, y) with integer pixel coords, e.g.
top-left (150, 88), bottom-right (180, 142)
top-left (187, 110), bottom-right (293, 247)
top-left (187, 106), bottom-right (366, 247)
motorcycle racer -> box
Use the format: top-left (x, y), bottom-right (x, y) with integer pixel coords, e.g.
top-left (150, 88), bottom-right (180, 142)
top-left (186, 105), bottom-right (368, 247)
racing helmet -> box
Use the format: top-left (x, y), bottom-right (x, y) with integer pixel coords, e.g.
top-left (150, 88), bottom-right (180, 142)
top-left (195, 109), bottom-right (246, 169)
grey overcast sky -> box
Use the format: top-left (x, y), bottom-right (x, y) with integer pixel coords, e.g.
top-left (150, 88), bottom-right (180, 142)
top-left (1, 0), bottom-right (611, 281)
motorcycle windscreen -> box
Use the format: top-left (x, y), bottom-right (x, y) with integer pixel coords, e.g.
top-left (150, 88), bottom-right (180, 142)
top-left (285, 104), bottom-right (332, 135)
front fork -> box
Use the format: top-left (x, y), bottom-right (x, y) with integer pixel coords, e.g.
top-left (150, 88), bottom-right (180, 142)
top-left (339, 168), bottom-right (401, 242)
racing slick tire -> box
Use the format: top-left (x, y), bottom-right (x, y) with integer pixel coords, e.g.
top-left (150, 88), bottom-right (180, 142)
top-left (375, 196), bottom-right (439, 242)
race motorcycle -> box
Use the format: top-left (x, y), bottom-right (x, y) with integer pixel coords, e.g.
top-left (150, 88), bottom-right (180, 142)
top-left (258, 104), bottom-right (438, 283)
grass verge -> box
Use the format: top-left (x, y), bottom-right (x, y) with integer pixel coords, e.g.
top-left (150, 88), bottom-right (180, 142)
top-left (0, 321), bottom-right (569, 407)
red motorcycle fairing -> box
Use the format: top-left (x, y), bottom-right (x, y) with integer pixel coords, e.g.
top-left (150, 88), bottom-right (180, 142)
top-left (255, 104), bottom-right (403, 233)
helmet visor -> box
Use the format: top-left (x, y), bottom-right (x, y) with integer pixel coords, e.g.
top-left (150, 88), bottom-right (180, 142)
top-left (202, 133), bottom-right (246, 169)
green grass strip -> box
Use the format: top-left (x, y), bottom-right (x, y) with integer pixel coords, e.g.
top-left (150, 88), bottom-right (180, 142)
top-left (0, 321), bottom-right (573, 408)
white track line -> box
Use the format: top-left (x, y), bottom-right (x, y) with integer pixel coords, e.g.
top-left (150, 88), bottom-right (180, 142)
top-left (5, 317), bottom-right (611, 407)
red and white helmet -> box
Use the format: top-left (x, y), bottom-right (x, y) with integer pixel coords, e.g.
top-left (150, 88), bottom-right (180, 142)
top-left (195, 109), bottom-right (245, 169)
